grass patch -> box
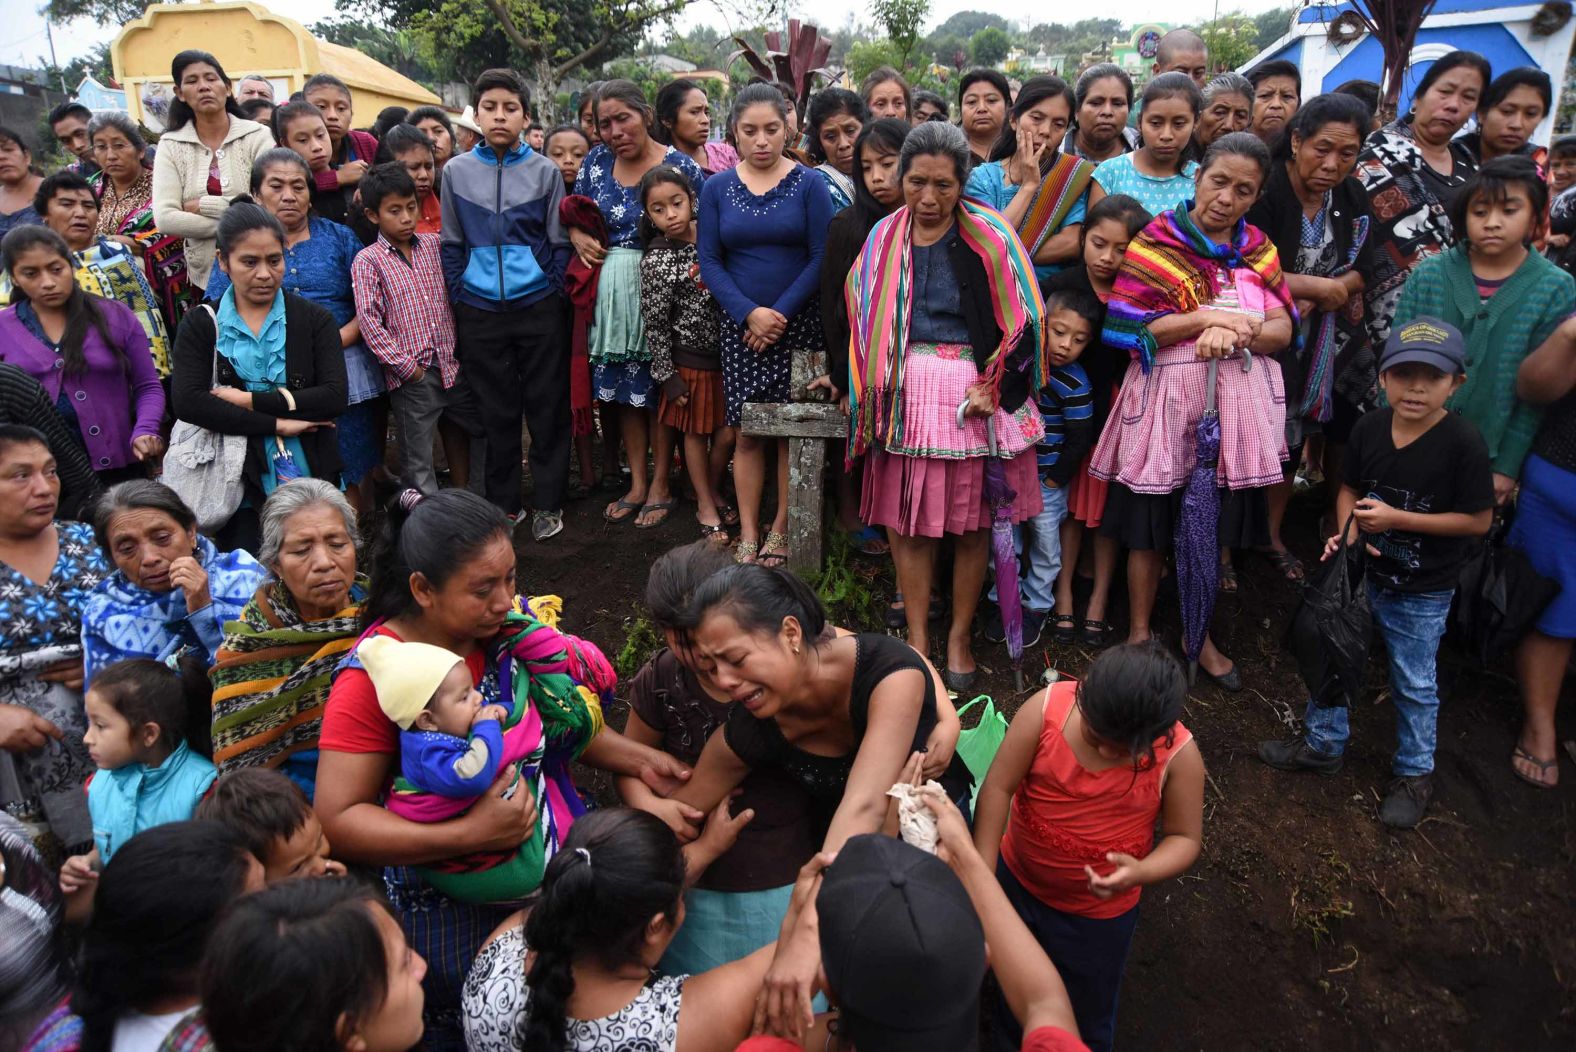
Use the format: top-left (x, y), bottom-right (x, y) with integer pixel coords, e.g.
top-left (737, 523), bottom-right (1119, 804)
top-left (614, 611), bottom-right (663, 683)
top-left (1291, 850), bottom-right (1357, 947)
top-left (810, 526), bottom-right (886, 632)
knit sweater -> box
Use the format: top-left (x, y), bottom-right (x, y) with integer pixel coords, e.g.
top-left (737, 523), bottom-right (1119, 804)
top-left (1393, 245), bottom-right (1576, 478)
top-left (150, 116), bottom-right (275, 288)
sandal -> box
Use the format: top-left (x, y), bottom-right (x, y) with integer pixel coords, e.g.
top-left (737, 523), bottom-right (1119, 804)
top-left (699, 520), bottom-right (730, 546)
top-left (1218, 561), bottom-right (1239, 594)
top-left (1050, 613), bottom-right (1078, 644)
top-left (759, 530), bottom-right (790, 568)
top-left (1261, 547), bottom-right (1305, 582)
top-left (850, 525), bottom-right (890, 557)
top-left (604, 498), bottom-right (641, 524)
top-left (735, 538), bottom-right (759, 564)
top-left (886, 592), bottom-right (909, 630)
top-left (1081, 618), bottom-right (1114, 647)
top-left (1511, 746), bottom-right (1559, 789)
top-left (635, 500), bottom-right (676, 530)
top-left (716, 502), bottom-right (740, 528)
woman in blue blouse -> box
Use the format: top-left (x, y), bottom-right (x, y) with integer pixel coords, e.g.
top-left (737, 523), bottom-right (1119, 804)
top-left (698, 84), bottom-right (835, 566)
top-left (569, 80), bottom-right (706, 529)
top-left (205, 150), bottom-right (382, 515)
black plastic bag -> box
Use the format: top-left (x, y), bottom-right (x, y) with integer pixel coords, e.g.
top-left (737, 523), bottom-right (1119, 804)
top-left (1450, 509), bottom-right (1558, 665)
top-left (1285, 514), bottom-right (1371, 709)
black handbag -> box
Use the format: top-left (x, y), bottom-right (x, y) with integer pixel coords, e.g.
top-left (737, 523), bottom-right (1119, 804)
top-left (1450, 507), bottom-right (1558, 664)
top-left (1285, 513), bottom-right (1372, 709)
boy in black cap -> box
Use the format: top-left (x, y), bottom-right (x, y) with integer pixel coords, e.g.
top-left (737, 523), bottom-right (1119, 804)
top-left (1260, 317), bottom-right (1494, 828)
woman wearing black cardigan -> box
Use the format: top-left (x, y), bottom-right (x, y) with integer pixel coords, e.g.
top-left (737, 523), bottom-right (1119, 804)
top-left (171, 204), bottom-right (346, 552)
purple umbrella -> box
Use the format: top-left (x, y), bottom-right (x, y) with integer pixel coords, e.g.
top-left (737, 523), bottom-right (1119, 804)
top-left (1175, 356), bottom-right (1224, 682)
top-left (963, 401), bottom-right (1027, 691)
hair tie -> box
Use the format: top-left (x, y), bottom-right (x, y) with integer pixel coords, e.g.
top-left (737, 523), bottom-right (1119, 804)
top-left (397, 488), bottom-right (425, 512)
top-left (574, 847), bottom-right (591, 867)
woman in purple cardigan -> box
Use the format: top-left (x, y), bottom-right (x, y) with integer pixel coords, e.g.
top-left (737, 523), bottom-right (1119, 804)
top-left (0, 226), bottom-right (165, 484)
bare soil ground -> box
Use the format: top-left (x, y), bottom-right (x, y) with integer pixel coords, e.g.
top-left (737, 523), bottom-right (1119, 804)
top-left (519, 473), bottom-right (1575, 1050)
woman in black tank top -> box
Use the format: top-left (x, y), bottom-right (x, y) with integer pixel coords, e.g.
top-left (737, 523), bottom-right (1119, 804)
top-left (655, 564), bottom-right (969, 854)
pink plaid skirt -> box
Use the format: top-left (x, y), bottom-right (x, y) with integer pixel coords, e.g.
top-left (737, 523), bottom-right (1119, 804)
top-left (862, 445), bottom-right (1042, 538)
top-left (1090, 344), bottom-right (1287, 495)
top-left (882, 343), bottom-right (1044, 459)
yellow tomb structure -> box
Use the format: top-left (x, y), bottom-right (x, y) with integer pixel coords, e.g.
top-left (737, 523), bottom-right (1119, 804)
top-left (113, 0), bottom-right (440, 132)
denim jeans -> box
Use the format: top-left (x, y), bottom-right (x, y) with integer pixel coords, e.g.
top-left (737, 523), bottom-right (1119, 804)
top-left (1302, 582), bottom-right (1454, 777)
top-left (988, 479), bottom-right (1069, 613)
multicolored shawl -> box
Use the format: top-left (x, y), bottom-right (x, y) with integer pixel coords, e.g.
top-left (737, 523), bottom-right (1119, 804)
top-left (1017, 152), bottom-right (1097, 258)
top-left (209, 577), bottom-right (368, 773)
top-left (845, 198), bottom-right (1046, 460)
top-left (90, 168), bottom-right (196, 332)
top-left (371, 601), bottom-right (611, 902)
top-left (1103, 204), bottom-right (1300, 373)
top-left (1300, 214), bottom-right (1370, 422)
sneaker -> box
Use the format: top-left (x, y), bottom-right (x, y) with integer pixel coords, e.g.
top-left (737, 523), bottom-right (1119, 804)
top-left (1021, 608), bottom-right (1047, 649)
top-left (505, 510), bottom-right (528, 529)
top-left (981, 605), bottom-right (1007, 644)
top-left (1379, 774), bottom-right (1434, 829)
top-left (531, 510), bottom-right (564, 542)
top-left (1257, 737), bottom-right (1344, 776)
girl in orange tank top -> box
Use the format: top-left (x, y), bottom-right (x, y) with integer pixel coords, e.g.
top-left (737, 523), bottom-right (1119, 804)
top-left (971, 643), bottom-right (1205, 1052)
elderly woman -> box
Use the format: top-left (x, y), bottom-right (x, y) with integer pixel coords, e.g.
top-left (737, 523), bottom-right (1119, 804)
top-left (170, 204), bottom-right (347, 554)
top-left (314, 487), bottom-right (689, 1049)
top-left (1194, 73), bottom-right (1254, 157)
top-left (209, 478), bottom-right (364, 797)
top-left (1063, 64), bottom-right (1139, 163)
top-left (571, 80), bottom-right (706, 530)
top-left (1355, 50), bottom-right (1490, 351)
top-left (81, 480), bottom-right (265, 686)
top-left (0, 127), bottom-right (42, 238)
top-left (966, 76), bottom-right (1096, 283)
top-left (847, 121), bottom-right (1047, 691)
top-left (204, 149), bottom-right (381, 511)
top-left (806, 88), bottom-right (869, 210)
top-left (90, 112), bottom-right (196, 331)
top-left (151, 49), bottom-right (275, 291)
top-left (0, 426), bottom-right (110, 866)
top-left (1239, 93), bottom-right (1376, 585)
top-left (1090, 133), bottom-right (1296, 690)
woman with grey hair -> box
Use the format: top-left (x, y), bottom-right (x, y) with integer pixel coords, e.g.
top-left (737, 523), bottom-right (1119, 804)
top-left (1064, 63), bottom-right (1139, 162)
top-left (89, 111), bottom-right (196, 327)
top-left (1194, 73), bottom-right (1255, 156)
top-left (209, 478), bottom-right (363, 797)
top-left (847, 120), bottom-right (1048, 690)
top-left (81, 480), bottom-right (265, 686)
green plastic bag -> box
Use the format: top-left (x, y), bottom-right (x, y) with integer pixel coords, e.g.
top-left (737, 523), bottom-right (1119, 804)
top-left (955, 695), bottom-right (1008, 811)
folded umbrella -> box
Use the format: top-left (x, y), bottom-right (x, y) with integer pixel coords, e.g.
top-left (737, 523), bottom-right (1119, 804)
top-left (1175, 356), bottom-right (1225, 682)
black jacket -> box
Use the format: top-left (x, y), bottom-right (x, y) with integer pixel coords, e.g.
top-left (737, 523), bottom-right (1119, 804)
top-left (171, 292), bottom-right (348, 507)
top-left (0, 362), bottom-right (101, 519)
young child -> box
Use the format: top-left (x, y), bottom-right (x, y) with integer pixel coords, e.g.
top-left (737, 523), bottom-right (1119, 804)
top-left (1260, 319), bottom-right (1494, 828)
top-left (973, 642), bottom-right (1204, 1052)
top-left (544, 124), bottom-right (591, 194)
top-left (1391, 156), bottom-right (1576, 505)
top-left (440, 68), bottom-right (573, 540)
top-left (353, 162), bottom-right (474, 496)
top-left (58, 658), bottom-right (218, 908)
top-left (303, 73), bottom-right (380, 244)
top-left (987, 288), bottom-right (1098, 647)
top-left (1047, 194), bottom-right (1152, 646)
top-left (380, 123), bottom-right (443, 233)
top-left (196, 767), bottom-right (346, 882)
top-left (640, 166), bottom-right (736, 544)
top-left (1547, 136), bottom-right (1576, 275)
top-left (1092, 73), bottom-right (1202, 217)
top-left (616, 541), bottom-right (819, 975)
top-left (353, 634), bottom-right (551, 903)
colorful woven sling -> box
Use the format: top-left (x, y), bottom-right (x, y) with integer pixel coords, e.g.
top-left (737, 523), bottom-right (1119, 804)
top-left (1016, 152), bottom-right (1097, 258)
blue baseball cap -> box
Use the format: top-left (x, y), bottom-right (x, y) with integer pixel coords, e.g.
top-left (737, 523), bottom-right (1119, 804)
top-left (1380, 316), bottom-right (1467, 375)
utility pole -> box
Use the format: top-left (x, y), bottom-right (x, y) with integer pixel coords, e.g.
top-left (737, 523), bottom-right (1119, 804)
top-left (46, 19), bottom-right (67, 92)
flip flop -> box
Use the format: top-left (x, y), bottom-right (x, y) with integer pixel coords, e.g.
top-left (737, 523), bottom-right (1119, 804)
top-left (759, 530), bottom-right (790, 568)
top-left (603, 498), bottom-right (641, 524)
top-left (635, 500), bottom-right (676, 530)
top-left (1511, 746), bottom-right (1559, 789)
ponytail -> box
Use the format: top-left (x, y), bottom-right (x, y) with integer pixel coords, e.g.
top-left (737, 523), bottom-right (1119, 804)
top-left (522, 811), bottom-right (685, 1052)
top-left (364, 488), bottom-right (508, 626)
top-left (86, 655), bottom-right (213, 757)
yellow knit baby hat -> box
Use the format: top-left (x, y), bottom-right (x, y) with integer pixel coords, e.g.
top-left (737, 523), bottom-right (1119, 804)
top-left (358, 636), bottom-right (466, 731)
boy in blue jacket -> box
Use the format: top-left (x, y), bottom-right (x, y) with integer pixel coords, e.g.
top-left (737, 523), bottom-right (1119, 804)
top-left (441, 68), bottom-right (573, 541)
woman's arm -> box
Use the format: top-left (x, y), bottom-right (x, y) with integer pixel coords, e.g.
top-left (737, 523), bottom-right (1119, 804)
top-left (971, 688), bottom-right (1046, 873)
top-left (1516, 313), bottom-right (1576, 402)
top-left (1034, 224), bottom-right (1083, 267)
top-left (116, 310), bottom-right (166, 440)
top-left (250, 306), bottom-right (348, 419)
top-left (696, 180), bottom-right (758, 325)
top-left (1147, 308), bottom-right (1255, 350)
top-left (151, 146), bottom-right (220, 239)
top-left (578, 724), bottom-right (692, 789)
top-left (615, 711), bottom-right (704, 842)
top-left (769, 173), bottom-right (836, 321)
top-left (169, 311), bottom-right (279, 435)
top-left (820, 666), bottom-right (927, 853)
top-left (1085, 740), bottom-right (1204, 900)
top-left (676, 942), bottom-right (780, 1051)
top-left (1249, 306), bottom-right (1293, 355)
top-left (668, 725), bottom-right (752, 813)
top-left (313, 748), bottom-right (537, 866)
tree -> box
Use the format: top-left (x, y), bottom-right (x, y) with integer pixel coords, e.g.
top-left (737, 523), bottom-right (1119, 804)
top-left (845, 39), bottom-right (904, 85)
top-left (1340, 0), bottom-right (1439, 121)
top-left (969, 27), bottom-right (1011, 68)
top-left (871, 0), bottom-right (930, 70)
top-left (1253, 6), bottom-right (1298, 50)
top-left (1198, 13), bottom-right (1262, 74)
top-left (311, 18), bottom-right (440, 86)
top-left (45, 0), bottom-right (145, 26)
top-left (39, 41), bottom-right (113, 94)
top-left (931, 10), bottom-right (1010, 39)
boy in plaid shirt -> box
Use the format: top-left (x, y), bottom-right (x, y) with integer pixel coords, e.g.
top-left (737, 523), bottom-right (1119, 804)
top-left (352, 163), bottom-right (478, 494)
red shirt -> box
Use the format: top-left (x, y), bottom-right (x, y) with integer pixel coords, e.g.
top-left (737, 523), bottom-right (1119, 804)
top-left (319, 624), bottom-right (487, 756)
top-left (999, 680), bottom-right (1191, 919)
top-left (417, 190), bottom-right (442, 234)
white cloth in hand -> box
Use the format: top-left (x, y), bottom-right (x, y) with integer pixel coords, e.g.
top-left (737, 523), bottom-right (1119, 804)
top-left (886, 779), bottom-right (947, 854)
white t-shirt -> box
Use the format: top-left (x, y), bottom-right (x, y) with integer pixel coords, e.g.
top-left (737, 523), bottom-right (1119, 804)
top-left (112, 1008), bottom-right (189, 1052)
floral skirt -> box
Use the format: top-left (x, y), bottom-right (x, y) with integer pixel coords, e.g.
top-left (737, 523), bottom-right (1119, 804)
top-left (594, 360), bottom-right (656, 408)
top-left (720, 302), bottom-right (821, 426)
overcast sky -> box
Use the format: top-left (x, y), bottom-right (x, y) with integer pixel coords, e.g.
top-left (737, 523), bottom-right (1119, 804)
top-left (8, 0), bottom-right (1293, 74)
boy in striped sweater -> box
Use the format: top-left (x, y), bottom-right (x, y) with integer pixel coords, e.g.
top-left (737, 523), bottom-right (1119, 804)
top-left (987, 288), bottom-right (1099, 647)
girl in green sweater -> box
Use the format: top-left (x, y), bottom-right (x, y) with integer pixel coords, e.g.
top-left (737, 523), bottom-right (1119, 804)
top-left (1393, 156), bottom-right (1576, 503)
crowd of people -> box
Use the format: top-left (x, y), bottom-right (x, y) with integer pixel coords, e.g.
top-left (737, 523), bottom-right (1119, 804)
top-left (1, 24), bottom-right (1574, 1052)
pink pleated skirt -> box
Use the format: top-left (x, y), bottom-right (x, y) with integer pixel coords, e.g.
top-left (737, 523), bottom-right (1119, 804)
top-left (861, 447), bottom-right (1043, 538)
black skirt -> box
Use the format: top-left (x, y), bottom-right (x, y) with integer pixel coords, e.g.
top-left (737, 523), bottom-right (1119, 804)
top-left (1099, 481), bottom-right (1271, 552)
